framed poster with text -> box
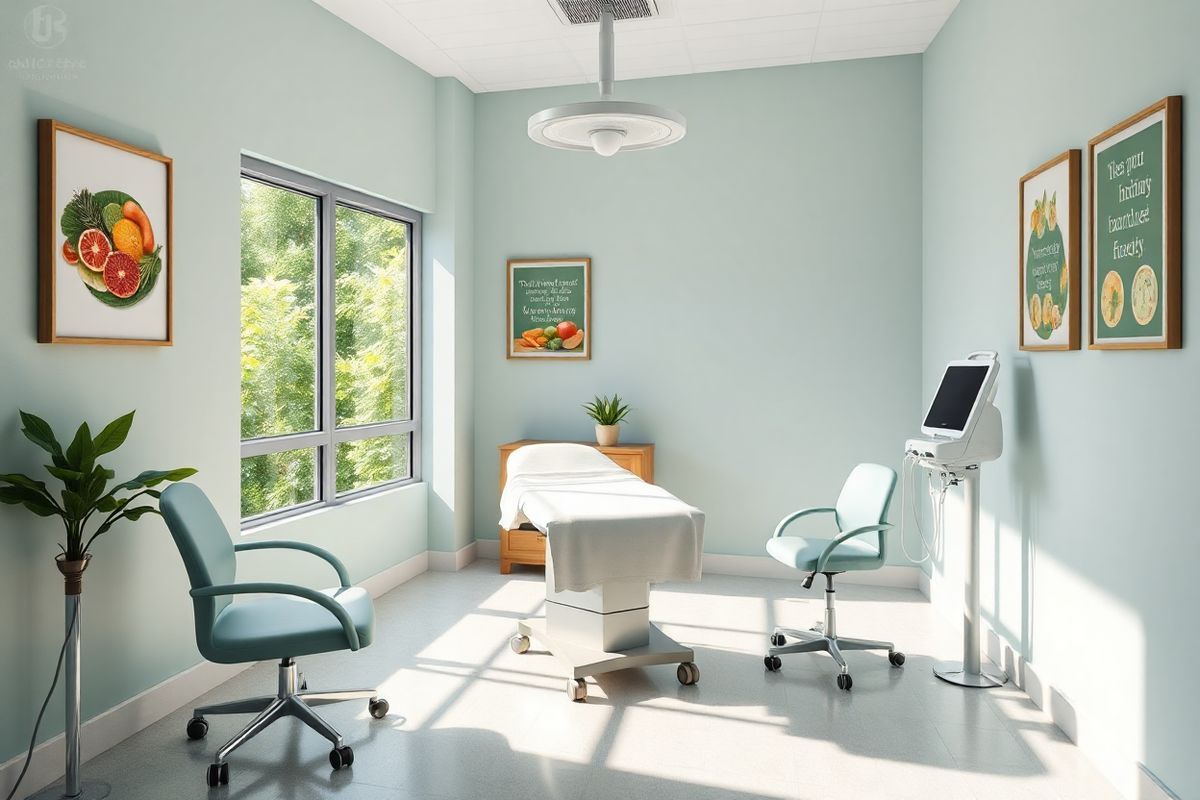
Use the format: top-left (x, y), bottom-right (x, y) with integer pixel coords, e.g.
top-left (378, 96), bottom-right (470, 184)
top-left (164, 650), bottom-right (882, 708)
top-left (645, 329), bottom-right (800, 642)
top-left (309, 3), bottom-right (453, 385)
top-left (507, 258), bottom-right (590, 359)
top-left (1089, 96), bottom-right (1182, 350)
top-left (1020, 150), bottom-right (1080, 350)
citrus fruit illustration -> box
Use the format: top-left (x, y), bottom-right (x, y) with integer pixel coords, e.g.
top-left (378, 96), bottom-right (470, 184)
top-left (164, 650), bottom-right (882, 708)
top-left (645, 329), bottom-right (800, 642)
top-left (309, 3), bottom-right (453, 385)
top-left (102, 202), bottom-right (124, 231)
top-left (1100, 271), bottom-right (1124, 328)
top-left (111, 218), bottom-right (143, 260)
top-left (60, 188), bottom-right (163, 308)
top-left (1130, 264), bottom-right (1158, 326)
top-left (1060, 261), bottom-right (1069, 295)
top-left (1028, 293), bottom-right (1041, 330)
top-left (103, 252), bottom-right (141, 298)
top-left (77, 229), bottom-right (111, 272)
top-left (1050, 304), bottom-right (1062, 330)
top-left (76, 262), bottom-right (107, 293)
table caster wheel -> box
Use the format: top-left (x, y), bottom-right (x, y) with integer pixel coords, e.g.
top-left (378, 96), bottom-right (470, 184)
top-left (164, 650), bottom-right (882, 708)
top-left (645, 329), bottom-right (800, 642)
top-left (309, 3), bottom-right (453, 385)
top-left (888, 650), bottom-right (906, 667)
top-left (186, 716), bottom-right (208, 740)
top-left (510, 634), bottom-right (530, 654)
top-left (764, 655), bottom-right (782, 672)
top-left (676, 662), bottom-right (700, 686)
top-left (206, 762), bottom-right (229, 787)
top-left (836, 673), bottom-right (853, 691)
top-left (770, 633), bottom-right (786, 647)
top-left (329, 745), bottom-right (354, 770)
top-left (567, 678), bottom-right (587, 702)
top-left (368, 697), bottom-right (390, 719)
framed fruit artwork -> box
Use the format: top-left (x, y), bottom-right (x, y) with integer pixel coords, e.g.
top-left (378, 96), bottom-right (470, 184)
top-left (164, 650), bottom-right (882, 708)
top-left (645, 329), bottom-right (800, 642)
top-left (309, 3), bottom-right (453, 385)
top-left (38, 119), bottom-right (172, 345)
top-left (1088, 96), bottom-right (1182, 350)
top-left (1019, 150), bottom-right (1080, 350)
top-left (507, 258), bottom-right (590, 360)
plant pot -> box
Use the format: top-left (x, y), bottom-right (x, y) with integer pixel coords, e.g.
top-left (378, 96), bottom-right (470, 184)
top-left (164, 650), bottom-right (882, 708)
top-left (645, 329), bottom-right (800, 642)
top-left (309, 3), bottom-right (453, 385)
top-left (595, 424), bottom-right (620, 446)
top-left (56, 553), bottom-right (91, 596)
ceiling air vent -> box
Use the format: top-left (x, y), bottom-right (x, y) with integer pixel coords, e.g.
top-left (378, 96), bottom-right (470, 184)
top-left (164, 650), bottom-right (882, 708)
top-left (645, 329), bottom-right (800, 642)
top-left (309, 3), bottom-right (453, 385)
top-left (546, 0), bottom-right (673, 25)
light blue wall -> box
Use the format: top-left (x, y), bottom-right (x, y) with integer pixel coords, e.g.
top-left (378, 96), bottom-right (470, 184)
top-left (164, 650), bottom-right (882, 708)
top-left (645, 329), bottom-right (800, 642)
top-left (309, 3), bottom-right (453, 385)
top-left (425, 77), bottom-right (477, 554)
top-left (923, 1), bottom-right (1199, 796)
top-left (0, 0), bottom-right (435, 763)
top-left (472, 58), bottom-right (924, 557)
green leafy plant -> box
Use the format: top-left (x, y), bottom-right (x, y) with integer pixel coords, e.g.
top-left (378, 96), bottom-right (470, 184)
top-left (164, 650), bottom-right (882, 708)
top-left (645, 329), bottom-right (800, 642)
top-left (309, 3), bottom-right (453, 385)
top-left (583, 394), bottom-right (631, 426)
top-left (0, 411), bottom-right (197, 561)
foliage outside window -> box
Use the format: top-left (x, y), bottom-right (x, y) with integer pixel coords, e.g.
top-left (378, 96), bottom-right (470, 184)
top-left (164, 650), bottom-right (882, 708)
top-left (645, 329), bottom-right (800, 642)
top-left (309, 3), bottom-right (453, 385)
top-left (239, 158), bottom-right (419, 524)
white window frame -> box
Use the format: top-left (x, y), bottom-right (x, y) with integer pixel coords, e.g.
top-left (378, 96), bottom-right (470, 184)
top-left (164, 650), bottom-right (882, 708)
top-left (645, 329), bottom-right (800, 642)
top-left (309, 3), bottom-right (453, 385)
top-left (239, 156), bottom-right (422, 528)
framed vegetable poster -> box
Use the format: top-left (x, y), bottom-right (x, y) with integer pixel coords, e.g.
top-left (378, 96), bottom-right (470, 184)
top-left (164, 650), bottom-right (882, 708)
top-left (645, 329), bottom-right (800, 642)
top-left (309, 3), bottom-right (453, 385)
top-left (1020, 150), bottom-right (1080, 350)
top-left (1088, 96), bottom-right (1182, 350)
top-left (507, 258), bottom-right (590, 359)
top-left (38, 119), bottom-right (172, 345)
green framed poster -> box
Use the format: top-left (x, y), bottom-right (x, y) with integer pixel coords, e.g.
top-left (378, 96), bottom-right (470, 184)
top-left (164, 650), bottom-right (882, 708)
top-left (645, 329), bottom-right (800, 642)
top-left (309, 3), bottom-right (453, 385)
top-left (1089, 96), bottom-right (1182, 350)
top-left (507, 257), bottom-right (590, 359)
top-left (1020, 150), bottom-right (1080, 350)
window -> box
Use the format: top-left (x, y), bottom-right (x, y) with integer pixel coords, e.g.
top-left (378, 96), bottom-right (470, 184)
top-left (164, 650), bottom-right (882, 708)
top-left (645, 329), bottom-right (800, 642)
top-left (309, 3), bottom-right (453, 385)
top-left (239, 157), bottom-right (420, 524)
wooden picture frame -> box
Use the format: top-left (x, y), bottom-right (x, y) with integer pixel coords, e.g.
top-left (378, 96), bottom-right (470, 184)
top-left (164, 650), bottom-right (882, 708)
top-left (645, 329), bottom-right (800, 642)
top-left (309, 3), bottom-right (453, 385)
top-left (1020, 149), bottom-right (1081, 350)
top-left (506, 258), bottom-right (591, 360)
top-left (1088, 96), bottom-right (1182, 350)
top-left (38, 119), bottom-right (173, 345)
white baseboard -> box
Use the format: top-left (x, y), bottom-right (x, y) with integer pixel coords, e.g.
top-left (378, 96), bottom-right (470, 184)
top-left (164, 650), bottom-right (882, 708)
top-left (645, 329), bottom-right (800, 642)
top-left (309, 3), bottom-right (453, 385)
top-left (1138, 763), bottom-right (1180, 800)
top-left (1, 550), bottom-right (431, 798)
top-left (474, 540), bottom-right (918, 589)
top-left (429, 541), bottom-right (478, 572)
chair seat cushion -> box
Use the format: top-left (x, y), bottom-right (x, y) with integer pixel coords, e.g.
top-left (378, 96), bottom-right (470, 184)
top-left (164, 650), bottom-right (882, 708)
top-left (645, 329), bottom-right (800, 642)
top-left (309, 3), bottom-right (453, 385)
top-left (207, 586), bottom-right (374, 663)
top-left (766, 536), bottom-right (882, 573)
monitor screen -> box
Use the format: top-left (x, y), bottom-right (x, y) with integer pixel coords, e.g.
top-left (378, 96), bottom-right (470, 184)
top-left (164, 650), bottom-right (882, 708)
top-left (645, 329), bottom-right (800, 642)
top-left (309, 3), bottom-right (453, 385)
top-left (923, 365), bottom-right (989, 431)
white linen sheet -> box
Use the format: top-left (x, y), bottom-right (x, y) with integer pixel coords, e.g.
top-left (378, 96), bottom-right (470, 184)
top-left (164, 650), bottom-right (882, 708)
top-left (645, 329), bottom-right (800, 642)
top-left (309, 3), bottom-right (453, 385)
top-left (499, 443), bottom-right (705, 593)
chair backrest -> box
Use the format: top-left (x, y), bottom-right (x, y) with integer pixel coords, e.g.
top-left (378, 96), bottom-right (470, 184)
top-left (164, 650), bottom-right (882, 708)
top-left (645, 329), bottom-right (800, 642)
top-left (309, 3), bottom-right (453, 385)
top-left (834, 463), bottom-right (898, 560)
top-left (160, 483), bottom-right (236, 651)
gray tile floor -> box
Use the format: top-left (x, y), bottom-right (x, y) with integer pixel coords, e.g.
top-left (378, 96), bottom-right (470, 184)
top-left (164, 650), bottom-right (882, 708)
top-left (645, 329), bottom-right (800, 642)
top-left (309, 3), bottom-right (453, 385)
top-left (56, 562), bottom-right (1119, 799)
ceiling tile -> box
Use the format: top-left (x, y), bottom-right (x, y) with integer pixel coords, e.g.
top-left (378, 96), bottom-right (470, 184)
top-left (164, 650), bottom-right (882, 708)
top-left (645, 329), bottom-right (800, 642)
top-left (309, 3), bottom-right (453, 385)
top-left (312, 0), bottom-right (959, 92)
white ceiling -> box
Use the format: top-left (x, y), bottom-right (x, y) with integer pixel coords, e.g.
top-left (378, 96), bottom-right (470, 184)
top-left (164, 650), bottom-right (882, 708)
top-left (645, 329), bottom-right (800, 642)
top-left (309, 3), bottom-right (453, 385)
top-left (313, 0), bottom-right (959, 93)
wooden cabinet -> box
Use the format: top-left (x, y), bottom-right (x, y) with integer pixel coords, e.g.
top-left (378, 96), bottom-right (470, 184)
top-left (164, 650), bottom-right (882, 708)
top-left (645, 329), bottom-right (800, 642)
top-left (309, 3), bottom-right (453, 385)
top-left (497, 439), bottom-right (655, 574)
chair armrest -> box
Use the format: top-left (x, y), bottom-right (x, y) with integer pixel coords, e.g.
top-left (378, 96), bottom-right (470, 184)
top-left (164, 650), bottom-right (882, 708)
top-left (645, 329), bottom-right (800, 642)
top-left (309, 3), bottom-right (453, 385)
top-left (814, 523), bottom-right (893, 573)
top-left (773, 507), bottom-right (837, 538)
top-left (191, 582), bottom-right (361, 651)
top-left (234, 541), bottom-right (351, 588)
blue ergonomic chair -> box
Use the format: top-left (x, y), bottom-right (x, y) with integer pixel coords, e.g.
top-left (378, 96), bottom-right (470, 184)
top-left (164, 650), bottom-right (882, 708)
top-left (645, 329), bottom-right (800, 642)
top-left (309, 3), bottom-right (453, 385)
top-left (763, 463), bottom-right (904, 690)
top-left (161, 483), bottom-right (389, 787)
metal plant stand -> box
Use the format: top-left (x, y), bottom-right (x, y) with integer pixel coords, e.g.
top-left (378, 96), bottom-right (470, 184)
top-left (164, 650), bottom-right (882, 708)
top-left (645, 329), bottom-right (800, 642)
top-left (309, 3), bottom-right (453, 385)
top-left (29, 559), bottom-right (110, 800)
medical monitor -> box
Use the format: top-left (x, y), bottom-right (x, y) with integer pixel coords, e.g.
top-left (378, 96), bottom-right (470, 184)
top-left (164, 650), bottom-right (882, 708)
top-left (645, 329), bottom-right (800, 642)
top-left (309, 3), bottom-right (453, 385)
top-left (921, 357), bottom-right (997, 439)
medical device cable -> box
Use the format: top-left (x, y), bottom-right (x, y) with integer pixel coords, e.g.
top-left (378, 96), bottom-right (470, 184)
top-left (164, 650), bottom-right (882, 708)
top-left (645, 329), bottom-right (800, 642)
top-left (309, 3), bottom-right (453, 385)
top-left (4, 605), bottom-right (76, 800)
top-left (898, 453), bottom-right (950, 564)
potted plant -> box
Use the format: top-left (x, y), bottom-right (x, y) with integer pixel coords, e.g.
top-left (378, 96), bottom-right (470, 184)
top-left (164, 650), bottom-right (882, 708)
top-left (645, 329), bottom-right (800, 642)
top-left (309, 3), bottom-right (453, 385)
top-left (0, 410), bottom-right (195, 799)
top-left (583, 394), bottom-right (631, 447)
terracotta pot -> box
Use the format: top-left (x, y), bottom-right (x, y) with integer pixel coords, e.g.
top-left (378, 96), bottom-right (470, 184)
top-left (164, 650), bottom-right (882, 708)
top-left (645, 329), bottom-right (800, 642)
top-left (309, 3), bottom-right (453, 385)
top-left (56, 553), bottom-right (91, 596)
top-left (595, 424), bottom-right (620, 446)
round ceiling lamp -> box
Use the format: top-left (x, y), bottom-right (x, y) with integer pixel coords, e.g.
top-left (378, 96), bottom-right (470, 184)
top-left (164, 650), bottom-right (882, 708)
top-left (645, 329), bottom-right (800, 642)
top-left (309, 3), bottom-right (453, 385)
top-left (528, 4), bottom-right (686, 157)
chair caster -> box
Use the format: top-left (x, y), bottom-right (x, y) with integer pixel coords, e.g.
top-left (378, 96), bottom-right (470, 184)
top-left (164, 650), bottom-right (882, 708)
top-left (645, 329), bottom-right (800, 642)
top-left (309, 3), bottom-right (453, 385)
top-left (368, 697), bottom-right (390, 719)
top-left (836, 673), bottom-right (853, 691)
top-left (770, 633), bottom-right (786, 647)
top-left (329, 745), bottom-right (354, 770)
top-left (764, 655), bottom-right (782, 672)
top-left (186, 716), bottom-right (208, 740)
top-left (510, 634), bottom-right (530, 654)
top-left (567, 678), bottom-right (587, 702)
top-left (676, 662), bottom-right (700, 686)
top-left (205, 762), bottom-right (229, 787)
top-left (888, 650), bottom-right (906, 667)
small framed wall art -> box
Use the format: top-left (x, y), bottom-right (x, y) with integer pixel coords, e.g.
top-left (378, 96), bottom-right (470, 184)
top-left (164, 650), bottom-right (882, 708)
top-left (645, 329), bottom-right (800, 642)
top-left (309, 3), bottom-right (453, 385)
top-left (38, 119), bottom-right (173, 345)
top-left (1088, 96), bottom-right (1182, 350)
top-left (1020, 149), bottom-right (1081, 350)
top-left (507, 257), bottom-right (590, 359)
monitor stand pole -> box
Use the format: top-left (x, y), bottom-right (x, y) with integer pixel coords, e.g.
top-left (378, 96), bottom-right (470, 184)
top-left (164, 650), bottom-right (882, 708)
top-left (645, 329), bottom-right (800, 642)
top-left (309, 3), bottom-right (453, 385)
top-left (934, 465), bottom-right (1008, 688)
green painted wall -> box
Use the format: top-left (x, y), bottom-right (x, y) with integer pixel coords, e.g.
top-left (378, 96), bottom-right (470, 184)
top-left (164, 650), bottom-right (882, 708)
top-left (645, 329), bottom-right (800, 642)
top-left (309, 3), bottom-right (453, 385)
top-left (923, 1), bottom-right (1199, 796)
top-left (0, 0), bottom-right (435, 764)
top-left (472, 58), bottom-right (924, 558)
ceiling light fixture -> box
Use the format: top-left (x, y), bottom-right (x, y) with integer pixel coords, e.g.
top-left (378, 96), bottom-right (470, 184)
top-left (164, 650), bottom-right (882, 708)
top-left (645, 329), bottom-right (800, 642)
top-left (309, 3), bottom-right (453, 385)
top-left (528, 3), bottom-right (686, 157)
